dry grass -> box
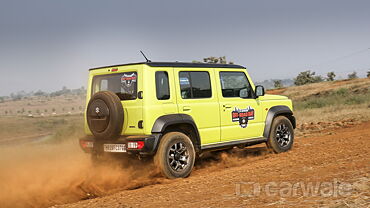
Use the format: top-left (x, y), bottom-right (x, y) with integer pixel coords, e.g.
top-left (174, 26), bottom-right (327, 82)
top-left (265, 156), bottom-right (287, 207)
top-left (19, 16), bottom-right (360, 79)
top-left (269, 78), bottom-right (370, 101)
top-left (0, 94), bottom-right (85, 117)
top-left (295, 103), bottom-right (370, 124)
top-left (268, 78), bottom-right (370, 124)
top-left (0, 115), bottom-right (84, 142)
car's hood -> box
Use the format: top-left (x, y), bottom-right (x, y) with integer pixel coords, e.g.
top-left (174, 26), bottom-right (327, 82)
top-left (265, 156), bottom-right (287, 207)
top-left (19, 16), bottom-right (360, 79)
top-left (259, 94), bottom-right (288, 100)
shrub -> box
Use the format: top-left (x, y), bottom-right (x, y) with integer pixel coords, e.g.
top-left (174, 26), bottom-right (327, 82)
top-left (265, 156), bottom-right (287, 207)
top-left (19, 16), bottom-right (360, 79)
top-left (294, 70), bottom-right (323, 86)
top-left (273, 80), bottom-right (283, 89)
top-left (344, 96), bottom-right (367, 105)
top-left (326, 72), bottom-right (336, 81)
top-left (347, 72), bottom-right (358, 79)
top-left (335, 88), bottom-right (349, 96)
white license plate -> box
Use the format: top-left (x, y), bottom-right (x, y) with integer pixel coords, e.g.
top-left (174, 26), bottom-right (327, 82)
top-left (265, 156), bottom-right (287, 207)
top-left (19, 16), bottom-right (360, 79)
top-left (103, 144), bottom-right (127, 152)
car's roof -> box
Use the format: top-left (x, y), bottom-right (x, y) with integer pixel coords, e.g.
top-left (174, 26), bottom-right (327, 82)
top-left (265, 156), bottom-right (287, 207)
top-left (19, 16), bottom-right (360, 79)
top-left (89, 62), bottom-right (246, 71)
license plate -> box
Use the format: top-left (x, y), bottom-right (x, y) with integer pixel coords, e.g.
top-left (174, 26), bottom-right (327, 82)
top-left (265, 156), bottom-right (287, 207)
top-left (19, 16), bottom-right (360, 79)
top-left (103, 144), bottom-right (127, 152)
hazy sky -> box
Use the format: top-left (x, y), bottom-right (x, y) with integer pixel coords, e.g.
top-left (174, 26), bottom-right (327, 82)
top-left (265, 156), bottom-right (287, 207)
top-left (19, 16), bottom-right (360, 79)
top-left (1, 0), bottom-right (369, 96)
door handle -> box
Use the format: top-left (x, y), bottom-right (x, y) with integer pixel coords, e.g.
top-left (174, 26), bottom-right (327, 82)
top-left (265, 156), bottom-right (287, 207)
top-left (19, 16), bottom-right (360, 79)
top-left (223, 104), bottom-right (232, 111)
top-left (183, 106), bottom-right (191, 111)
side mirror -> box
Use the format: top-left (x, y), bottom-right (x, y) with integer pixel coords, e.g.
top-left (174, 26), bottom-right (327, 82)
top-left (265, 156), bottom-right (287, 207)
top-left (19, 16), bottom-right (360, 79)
top-left (255, 85), bottom-right (265, 97)
top-left (239, 88), bottom-right (249, 98)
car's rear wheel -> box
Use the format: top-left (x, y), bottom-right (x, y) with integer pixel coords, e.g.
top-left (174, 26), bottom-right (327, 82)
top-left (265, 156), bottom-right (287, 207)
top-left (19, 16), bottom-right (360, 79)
top-left (267, 116), bottom-right (294, 153)
top-left (154, 132), bottom-right (195, 179)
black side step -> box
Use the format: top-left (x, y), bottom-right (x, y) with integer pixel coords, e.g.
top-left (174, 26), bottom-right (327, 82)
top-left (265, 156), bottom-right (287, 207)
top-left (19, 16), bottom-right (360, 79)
top-left (201, 137), bottom-right (267, 151)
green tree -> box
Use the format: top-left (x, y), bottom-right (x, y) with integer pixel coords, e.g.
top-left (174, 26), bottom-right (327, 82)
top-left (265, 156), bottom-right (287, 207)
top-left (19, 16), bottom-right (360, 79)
top-left (273, 80), bottom-right (283, 89)
top-left (367, 70), bottom-right (370, 78)
top-left (294, 70), bottom-right (323, 86)
top-left (347, 71), bottom-right (358, 79)
top-left (326, 72), bottom-right (336, 81)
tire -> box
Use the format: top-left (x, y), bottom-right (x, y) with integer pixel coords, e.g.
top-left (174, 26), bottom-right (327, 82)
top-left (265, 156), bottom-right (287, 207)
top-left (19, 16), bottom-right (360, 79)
top-left (154, 132), bottom-right (195, 179)
top-left (266, 116), bottom-right (294, 153)
top-left (86, 91), bottom-right (124, 140)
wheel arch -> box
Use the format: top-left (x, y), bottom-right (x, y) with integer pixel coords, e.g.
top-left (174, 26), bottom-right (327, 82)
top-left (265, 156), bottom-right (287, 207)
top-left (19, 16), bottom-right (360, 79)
top-left (263, 105), bottom-right (296, 138)
top-left (151, 114), bottom-right (201, 152)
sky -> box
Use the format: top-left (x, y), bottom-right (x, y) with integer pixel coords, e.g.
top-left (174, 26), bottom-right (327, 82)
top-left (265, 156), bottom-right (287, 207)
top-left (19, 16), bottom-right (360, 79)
top-left (0, 0), bottom-right (369, 96)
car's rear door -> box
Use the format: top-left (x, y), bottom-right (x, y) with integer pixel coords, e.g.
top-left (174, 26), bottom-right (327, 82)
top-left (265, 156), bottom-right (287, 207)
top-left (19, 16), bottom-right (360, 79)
top-left (174, 68), bottom-right (221, 145)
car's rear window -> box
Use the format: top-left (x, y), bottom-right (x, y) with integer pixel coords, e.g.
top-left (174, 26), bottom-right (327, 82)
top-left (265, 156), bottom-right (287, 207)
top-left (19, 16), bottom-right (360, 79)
top-left (92, 72), bottom-right (137, 100)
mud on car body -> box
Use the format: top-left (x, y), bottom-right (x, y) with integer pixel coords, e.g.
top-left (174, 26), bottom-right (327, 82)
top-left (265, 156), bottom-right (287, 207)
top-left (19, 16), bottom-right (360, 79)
top-left (80, 62), bottom-right (296, 178)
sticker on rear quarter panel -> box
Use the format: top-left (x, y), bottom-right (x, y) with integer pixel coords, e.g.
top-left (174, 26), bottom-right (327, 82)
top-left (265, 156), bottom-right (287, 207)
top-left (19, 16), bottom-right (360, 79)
top-left (232, 106), bottom-right (255, 128)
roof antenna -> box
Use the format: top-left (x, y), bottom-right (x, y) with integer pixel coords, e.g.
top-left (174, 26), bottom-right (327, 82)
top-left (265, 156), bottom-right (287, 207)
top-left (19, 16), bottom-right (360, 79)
top-left (140, 50), bottom-right (151, 62)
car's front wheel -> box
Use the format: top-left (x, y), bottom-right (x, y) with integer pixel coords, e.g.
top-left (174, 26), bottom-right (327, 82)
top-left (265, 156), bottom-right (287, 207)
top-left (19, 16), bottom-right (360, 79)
top-left (267, 116), bottom-right (294, 153)
top-left (154, 132), bottom-right (195, 179)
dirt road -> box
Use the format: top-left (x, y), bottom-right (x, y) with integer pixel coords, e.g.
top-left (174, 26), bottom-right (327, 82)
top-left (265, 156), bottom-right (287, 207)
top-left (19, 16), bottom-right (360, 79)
top-left (0, 121), bottom-right (368, 208)
top-left (54, 121), bottom-right (370, 208)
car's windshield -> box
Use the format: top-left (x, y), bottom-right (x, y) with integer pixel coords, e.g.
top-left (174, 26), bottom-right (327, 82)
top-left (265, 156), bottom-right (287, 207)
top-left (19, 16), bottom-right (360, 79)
top-left (92, 72), bottom-right (137, 100)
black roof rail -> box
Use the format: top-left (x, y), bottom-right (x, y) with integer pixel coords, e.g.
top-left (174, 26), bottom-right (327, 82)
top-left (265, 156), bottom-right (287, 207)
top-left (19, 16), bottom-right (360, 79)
top-left (89, 62), bottom-right (246, 71)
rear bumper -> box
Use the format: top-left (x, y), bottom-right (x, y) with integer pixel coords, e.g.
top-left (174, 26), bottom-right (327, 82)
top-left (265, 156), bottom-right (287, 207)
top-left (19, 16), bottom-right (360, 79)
top-left (79, 134), bottom-right (162, 156)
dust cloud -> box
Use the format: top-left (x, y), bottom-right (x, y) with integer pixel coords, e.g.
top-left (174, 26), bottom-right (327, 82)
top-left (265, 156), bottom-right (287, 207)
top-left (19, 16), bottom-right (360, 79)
top-left (0, 140), bottom-right (162, 208)
top-left (0, 138), bottom-right (271, 208)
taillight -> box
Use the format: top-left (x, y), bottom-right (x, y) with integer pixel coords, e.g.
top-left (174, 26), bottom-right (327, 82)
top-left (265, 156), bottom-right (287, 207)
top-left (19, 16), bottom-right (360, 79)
top-left (80, 140), bottom-right (94, 148)
top-left (127, 141), bottom-right (144, 149)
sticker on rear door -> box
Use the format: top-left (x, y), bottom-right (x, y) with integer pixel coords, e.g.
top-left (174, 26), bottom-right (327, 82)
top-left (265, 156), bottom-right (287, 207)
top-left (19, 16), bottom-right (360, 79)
top-left (232, 106), bottom-right (255, 128)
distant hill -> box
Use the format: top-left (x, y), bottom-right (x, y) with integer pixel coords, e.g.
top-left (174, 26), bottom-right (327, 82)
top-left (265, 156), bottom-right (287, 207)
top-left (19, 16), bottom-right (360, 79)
top-left (255, 79), bottom-right (294, 89)
top-left (0, 87), bottom-right (86, 103)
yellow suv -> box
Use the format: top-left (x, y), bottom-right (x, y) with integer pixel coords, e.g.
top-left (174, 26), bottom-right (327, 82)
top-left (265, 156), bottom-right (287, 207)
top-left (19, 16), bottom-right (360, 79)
top-left (80, 62), bottom-right (296, 178)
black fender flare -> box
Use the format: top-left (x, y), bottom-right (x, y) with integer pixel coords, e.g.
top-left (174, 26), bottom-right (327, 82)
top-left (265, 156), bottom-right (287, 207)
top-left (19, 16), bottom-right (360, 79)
top-left (151, 114), bottom-right (201, 149)
top-left (263, 105), bottom-right (296, 138)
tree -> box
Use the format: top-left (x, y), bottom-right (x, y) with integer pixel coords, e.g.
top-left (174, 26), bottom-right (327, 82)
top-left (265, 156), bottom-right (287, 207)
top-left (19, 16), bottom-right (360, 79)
top-left (273, 80), bottom-right (283, 89)
top-left (367, 70), bottom-right (370, 78)
top-left (347, 71), bottom-right (358, 79)
top-left (294, 70), bottom-right (323, 86)
top-left (34, 90), bottom-right (46, 96)
top-left (326, 72), bottom-right (336, 81)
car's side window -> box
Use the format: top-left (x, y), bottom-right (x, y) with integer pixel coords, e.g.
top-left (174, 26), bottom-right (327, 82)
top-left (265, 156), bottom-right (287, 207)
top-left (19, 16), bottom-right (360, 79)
top-left (219, 72), bottom-right (253, 98)
top-left (155, 71), bottom-right (170, 100)
top-left (179, 71), bottom-right (212, 99)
